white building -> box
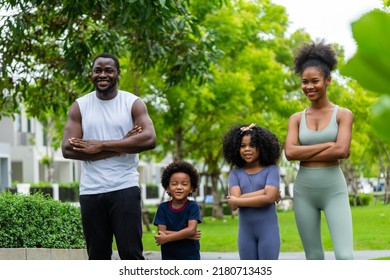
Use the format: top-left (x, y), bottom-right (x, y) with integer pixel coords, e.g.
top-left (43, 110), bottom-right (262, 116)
top-left (0, 109), bottom-right (74, 187)
top-left (0, 142), bottom-right (11, 191)
top-left (0, 110), bottom-right (205, 204)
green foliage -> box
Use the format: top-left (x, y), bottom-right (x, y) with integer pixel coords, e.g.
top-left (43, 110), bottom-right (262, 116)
top-left (341, 9), bottom-right (390, 142)
top-left (39, 155), bottom-right (53, 167)
top-left (2, 1), bottom-right (387, 216)
top-left (132, 1), bottom-right (302, 216)
top-left (145, 203), bottom-right (231, 222)
top-left (0, 0), bottom-right (220, 120)
top-left (371, 95), bottom-right (390, 140)
top-left (146, 183), bottom-right (158, 188)
top-left (201, 204), bottom-right (231, 217)
top-left (349, 193), bottom-right (373, 206)
top-left (30, 181), bottom-right (53, 188)
top-left (341, 10), bottom-right (390, 94)
top-left (146, 184), bottom-right (159, 198)
top-left (58, 182), bottom-right (80, 202)
top-left (58, 181), bottom-right (80, 189)
top-left (0, 191), bottom-right (85, 249)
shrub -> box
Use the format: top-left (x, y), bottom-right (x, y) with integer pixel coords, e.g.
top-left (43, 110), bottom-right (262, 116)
top-left (200, 203), bottom-right (232, 217)
top-left (58, 182), bottom-right (80, 202)
top-left (145, 202), bottom-right (232, 220)
top-left (0, 191), bottom-right (85, 249)
top-left (349, 193), bottom-right (373, 206)
top-left (30, 182), bottom-right (52, 188)
top-left (146, 183), bottom-right (159, 199)
top-left (30, 182), bottom-right (53, 197)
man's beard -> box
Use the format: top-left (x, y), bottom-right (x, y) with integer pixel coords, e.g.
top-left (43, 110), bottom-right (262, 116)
top-left (95, 80), bottom-right (117, 95)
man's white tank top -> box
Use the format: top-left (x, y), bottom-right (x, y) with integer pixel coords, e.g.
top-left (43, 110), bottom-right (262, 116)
top-left (76, 90), bottom-right (139, 195)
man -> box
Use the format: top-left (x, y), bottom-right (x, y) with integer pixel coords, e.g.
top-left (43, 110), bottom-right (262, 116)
top-left (61, 53), bottom-right (156, 260)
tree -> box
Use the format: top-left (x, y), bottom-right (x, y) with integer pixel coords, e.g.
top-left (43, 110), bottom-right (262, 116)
top-left (3, 0), bottom-right (384, 210)
top-left (0, 0), bottom-right (221, 121)
top-left (341, 7), bottom-right (390, 203)
top-left (127, 0), bottom-right (302, 217)
top-left (0, 0), bottom-right (223, 187)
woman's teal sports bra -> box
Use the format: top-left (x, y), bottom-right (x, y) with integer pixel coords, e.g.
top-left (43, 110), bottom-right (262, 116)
top-left (298, 105), bottom-right (339, 145)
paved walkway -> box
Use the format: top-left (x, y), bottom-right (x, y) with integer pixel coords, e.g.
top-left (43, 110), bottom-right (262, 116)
top-left (112, 250), bottom-right (390, 260)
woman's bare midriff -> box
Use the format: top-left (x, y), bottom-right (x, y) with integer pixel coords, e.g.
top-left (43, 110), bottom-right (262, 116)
top-left (300, 160), bottom-right (339, 167)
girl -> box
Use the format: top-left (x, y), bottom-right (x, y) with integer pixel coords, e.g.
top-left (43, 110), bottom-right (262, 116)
top-left (222, 123), bottom-right (281, 260)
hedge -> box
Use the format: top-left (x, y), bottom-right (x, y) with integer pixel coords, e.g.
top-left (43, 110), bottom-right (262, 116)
top-left (6, 182), bottom-right (80, 202)
top-left (349, 193), bottom-right (373, 206)
top-left (0, 191), bottom-right (85, 249)
top-left (58, 182), bottom-right (80, 202)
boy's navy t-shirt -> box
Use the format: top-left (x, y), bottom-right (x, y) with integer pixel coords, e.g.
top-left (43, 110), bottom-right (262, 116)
top-left (153, 200), bottom-right (201, 260)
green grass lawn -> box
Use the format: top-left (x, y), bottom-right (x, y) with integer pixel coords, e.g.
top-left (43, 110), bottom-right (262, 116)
top-left (141, 202), bottom-right (390, 253)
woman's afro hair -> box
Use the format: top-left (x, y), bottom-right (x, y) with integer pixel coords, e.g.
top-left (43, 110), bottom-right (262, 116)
top-left (293, 40), bottom-right (337, 77)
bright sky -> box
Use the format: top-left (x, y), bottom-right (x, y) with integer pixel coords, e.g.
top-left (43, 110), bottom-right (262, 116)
top-left (272, 0), bottom-right (383, 58)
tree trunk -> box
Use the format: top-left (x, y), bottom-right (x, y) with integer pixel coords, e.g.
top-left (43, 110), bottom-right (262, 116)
top-left (381, 143), bottom-right (390, 204)
top-left (211, 173), bottom-right (224, 219)
top-left (342, 160), bottom-right (360, 205)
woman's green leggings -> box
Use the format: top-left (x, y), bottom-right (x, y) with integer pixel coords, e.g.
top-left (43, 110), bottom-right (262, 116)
top-left (293, 166), bottom-right (354, 260)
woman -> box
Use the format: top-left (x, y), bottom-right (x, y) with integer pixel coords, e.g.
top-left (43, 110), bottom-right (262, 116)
top-left (284, 41), bottom-right (354, 260)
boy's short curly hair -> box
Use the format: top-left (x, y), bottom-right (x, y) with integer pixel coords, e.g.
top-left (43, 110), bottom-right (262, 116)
top-left (293, 40), bottom-right (337, 77)
top-left (161, 160), bottom-right (200, 195)
top-left (222, 124), bottom-right (281, 168)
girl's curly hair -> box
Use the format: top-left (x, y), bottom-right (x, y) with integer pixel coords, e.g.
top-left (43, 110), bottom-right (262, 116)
top-left (222, 124), bottom-right (281, 168)
top-left (293, 40), bottom-right (337, 77)
top-left (161, 160), bottom-right (200, 196)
